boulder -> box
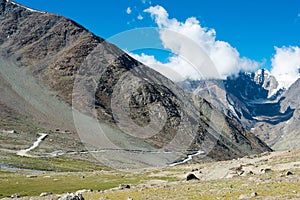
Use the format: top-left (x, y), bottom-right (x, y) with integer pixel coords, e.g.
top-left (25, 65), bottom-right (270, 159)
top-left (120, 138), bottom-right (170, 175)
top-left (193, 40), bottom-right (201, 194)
top-left (186, 173), bottom-right (199, 181)
top-left (58, 192), bottom-right (84, 200)
top-left (260, 168), bottom-right (272, 174)
top-left (286, 171), bottom-right (293, 176)
top-left (119, 184), bottom-right (131, 189)
top-left (10, 194), bottom-right (20, 198)
top-left (2, 130), bottom-right (18, 134)
top-left (251, 192), bottom-right (257, 197)
top-left (40, 192), bottom-right (52, 197)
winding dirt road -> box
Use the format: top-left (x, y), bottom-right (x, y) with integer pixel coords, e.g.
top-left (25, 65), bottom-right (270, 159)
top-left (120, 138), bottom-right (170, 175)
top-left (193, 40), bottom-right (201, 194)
top-left (16, 133), bottom-right (48, 157)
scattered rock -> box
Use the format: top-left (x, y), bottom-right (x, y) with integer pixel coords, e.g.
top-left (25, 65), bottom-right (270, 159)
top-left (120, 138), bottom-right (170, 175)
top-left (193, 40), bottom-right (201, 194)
top-left (260, 168), bottom-right (272, 173)
top-left (251, 192), bottom-right (257, 197)
top-left (237, 170), bottom-right (245, 176)
top-left (186, 173), bottom-right (199, 181)
top-left (279, 171), bottom-right (294, 177)
top-left (75, 189), bottom-right (92, 195)
top-left (239, 192), bottom-right (257, 199)
top-left (119, 184), bottom-right (131, 189)
top-left (238, 194), bottom-right (250, 199)
top-left (26, 175), bottom-right (38, 178)
top-left (10, 194), bottom-right (20, 198)
top-left (247, 171), bottom-right (254, 175)
top-left (2, 130), bottom-right (18, 134)
top-left (40, 192), bottom-right (52, 197)
top-left (58, 192), bottom-right (84, 200)
top-left (286, 171), bottom-right (293, 176)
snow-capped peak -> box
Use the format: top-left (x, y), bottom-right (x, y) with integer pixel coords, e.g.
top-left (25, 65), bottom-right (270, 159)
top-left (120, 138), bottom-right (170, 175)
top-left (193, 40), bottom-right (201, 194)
top-left (252, 69), bottom-right (280, 98)
top-left (254, 69), bottom-right (271, 84)
top-left (255, 68), bottom-right (271, 76)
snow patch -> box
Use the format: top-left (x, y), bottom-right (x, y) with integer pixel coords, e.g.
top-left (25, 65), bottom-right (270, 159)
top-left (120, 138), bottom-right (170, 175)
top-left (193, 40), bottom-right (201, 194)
top-left (227, 101), bottom-right (239, 118)
top-left (267, 88), bottom-right (280, 98)
top-left (253, 116), bottom-right (260, 120)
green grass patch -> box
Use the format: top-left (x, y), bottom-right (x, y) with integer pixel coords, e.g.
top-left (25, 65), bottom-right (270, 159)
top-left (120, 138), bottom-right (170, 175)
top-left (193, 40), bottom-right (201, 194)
top-left (1, 153), bottom-right (108, 172)
top-left (0, 171), bottom-right (143, 198)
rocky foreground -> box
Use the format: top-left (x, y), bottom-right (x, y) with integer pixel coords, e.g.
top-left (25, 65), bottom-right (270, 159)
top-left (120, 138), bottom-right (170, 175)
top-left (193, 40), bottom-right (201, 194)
top-left (2, 149), bottom-right (300, 200)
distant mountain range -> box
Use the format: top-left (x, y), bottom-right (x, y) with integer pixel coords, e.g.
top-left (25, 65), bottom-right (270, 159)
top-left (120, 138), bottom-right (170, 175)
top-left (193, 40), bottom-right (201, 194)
top-left (180, 68), bottom-right (300, 151)
top-left (0, 0), bottom-right (271, 168)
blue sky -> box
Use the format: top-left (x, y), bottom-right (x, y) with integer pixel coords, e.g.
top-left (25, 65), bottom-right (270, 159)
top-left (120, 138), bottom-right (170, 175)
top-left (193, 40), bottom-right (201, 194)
top-left (13, 0), bottom-right (300, 81)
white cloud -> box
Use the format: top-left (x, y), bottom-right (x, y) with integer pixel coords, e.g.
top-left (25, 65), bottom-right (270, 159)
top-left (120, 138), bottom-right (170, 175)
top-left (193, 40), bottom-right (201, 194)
top-left (271, 46), bottom-right (300, 89)
top-left (126, 7), bottom-right (132, 14)
top-left (135, 5), bottom-right (260, 80)
top-left (129, 52), bottom-right (203, 81)
top-left (137, 14), bottom-right (143, 20)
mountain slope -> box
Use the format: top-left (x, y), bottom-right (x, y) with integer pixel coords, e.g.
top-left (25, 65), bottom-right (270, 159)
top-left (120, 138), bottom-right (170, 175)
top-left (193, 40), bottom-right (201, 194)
top-left (267, 79), bottom-right (300, 150)
top-left (0, 0), bottom-right (271, 168)
top-left (191, 69), bottom-right (299, 150)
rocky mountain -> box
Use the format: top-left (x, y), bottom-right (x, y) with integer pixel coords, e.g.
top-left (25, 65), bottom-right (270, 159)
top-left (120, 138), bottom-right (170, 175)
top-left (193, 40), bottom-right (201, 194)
top-left (261, 78), bottom-right (300, 150)
top-left (0, 0), bottom-right (271, 168)
top-left (190, 68), bottom-right (299, 150)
